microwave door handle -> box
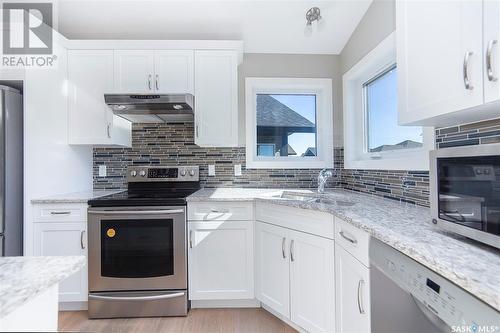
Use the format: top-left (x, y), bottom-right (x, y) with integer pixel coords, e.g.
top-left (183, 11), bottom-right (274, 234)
top-left (87, 209), bottom-right (184, 215)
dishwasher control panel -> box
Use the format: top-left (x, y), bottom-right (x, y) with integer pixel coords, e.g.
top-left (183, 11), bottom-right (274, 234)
top-left (370, 238), bottom-right (500, 331)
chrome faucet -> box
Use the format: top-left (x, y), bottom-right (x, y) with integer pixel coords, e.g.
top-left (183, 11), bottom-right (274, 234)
top-left (318, 168), bottom-right (334, 193)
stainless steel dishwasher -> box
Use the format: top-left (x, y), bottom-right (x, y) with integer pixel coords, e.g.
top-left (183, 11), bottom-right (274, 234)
top-left (370, 238), bottom-right (499, 333)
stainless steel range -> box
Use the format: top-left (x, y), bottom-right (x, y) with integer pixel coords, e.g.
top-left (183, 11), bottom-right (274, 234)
top-left (87, 166), bottom-right (200, 319)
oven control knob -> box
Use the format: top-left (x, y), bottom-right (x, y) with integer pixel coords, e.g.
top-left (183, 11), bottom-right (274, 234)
top-left (180, 170), bottom-right (187, 177)
top-left (139, 170), bottom-right (146, 177)
top-left (189, 169), bottom-right (196, 176)
top-left (130, 170), bottom-right (137, 177)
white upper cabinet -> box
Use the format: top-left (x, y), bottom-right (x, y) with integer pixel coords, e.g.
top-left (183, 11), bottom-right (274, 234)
top-left (114, 50), bottom-right (194, 94)
top-left (154, 50), bottom-right (194, 94)
top-left (68, 50), bottom-right (131, 147)
top-left (114, 50), bottom-right (155, 92)
top-left (484, 0), bottom-right (500, 103)
top-left (289, 229), bottom-right (335, 333)
top-left (397, 0), bottom-right (484, 126)
top-left (194, 50), bottom-right (238, 147)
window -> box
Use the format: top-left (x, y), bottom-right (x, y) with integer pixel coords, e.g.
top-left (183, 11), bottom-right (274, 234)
top-left (256, 94), bottom-right (317, 158)
top-left (363, 65), bottom-right (423, 153)
top-left (343, 32), bottom-right (434, 171)
top-left (245, 78), bottom-right (333, 169)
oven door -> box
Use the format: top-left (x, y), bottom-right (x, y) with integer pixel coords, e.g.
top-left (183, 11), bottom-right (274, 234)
top-left (88, 206), bottom-right (186, 292)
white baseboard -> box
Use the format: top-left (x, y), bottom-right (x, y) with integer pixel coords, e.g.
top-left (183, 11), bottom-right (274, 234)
top-left (59, 301), bottom-right (88, 311)
top-left (261, 304), bottom-right (306, 333)
top-left (191, 299), bottom-right (260, 309)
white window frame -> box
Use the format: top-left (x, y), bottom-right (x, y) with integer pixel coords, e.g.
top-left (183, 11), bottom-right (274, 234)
top-left (343, 32), bottom-right (434, 171)
top-left (245, 77), bottom-right (333, 169)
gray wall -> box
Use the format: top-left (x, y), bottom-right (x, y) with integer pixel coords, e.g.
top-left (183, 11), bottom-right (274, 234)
top-left (339, 0), bottom-right (395, 74)
top-left (238, 53), bottom-right (343, 147)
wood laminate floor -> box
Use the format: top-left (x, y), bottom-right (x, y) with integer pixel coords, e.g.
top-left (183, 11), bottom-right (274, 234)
top-left (58, 309), bottom-right (297, 333)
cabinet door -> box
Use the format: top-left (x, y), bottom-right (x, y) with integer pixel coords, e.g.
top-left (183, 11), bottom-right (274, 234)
top-left (154, 50), bottom-right (194, 94)
top-left (33, 223), bottom-right (87, 302)
top-left (194, 50), bottom-right (238, 147)
top-left (68, 50), bottom-right (114, 145)
top-left (335, 244), bottom-right (371, 333)
top-left (114, 50), bottom-right (155, 92)
top-left (188, 221), bottom-right (253, 300)
top-left (289, 229), bottom-right (335, 333)
top-left (484, 0), bottom-right (500, 103)
top-left (397, 1), bottom-right (483, 125)
top-left (255, 222), bottom-right (290, 318)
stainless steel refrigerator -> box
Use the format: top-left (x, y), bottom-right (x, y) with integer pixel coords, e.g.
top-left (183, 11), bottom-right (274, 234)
top-left (0, 85), bottom-right (23, 256)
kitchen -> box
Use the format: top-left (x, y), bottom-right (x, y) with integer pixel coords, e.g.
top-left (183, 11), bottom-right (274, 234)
top-left (0, 0), bottom-right (499, 332)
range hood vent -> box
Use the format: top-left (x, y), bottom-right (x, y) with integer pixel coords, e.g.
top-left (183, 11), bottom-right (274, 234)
top-left (104, 93), bottom-right (194, 123)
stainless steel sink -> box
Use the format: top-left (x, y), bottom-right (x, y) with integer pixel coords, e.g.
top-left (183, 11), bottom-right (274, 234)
top-left (310, 198), bottom-right (355, 206)
top-left (275, 192), bottom-right (355, 207)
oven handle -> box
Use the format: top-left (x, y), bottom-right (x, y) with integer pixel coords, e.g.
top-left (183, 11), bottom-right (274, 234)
top-left (88, 209), bottom-right (184, 215)
top-left (88, 291), bottom-right (186, 301)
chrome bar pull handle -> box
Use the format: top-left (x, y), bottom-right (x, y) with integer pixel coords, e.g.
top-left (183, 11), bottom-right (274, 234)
top-left (148, 74), bottom-right (152, 90)
top-left (487, 40), bottom-right (498, 82)
top-left (155, 74), bottom-right (159, 90)
top-left (357, 279), bottom-right (365, 314)
top-left (290, 239), bottom-right (295, 262)
top-left (106, 123), bottom-right (111, 138)
top-left (463, 51), bottom-right (474, 90)
top-left (281, 237), bottom-right (286, 259)
top-left (189, 230), bottom-right (193, 249)
top-left (339, 230), bottom-right (357, 244)
top-left (80, 230), bottom-right (86, 250)
top-left (50, 211), bottom-right (71, 215)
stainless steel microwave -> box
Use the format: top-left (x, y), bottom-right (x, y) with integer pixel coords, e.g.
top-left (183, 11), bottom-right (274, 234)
top-left (430, 143), bottom-right (500, 249)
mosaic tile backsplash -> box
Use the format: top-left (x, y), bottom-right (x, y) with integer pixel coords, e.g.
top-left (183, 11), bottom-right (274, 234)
top-left (93, 117), bottom-right (500, 208)
top-left (436, 118), bottom-right (500, 148)
top-left (94, 123), bottom-right (341, 190)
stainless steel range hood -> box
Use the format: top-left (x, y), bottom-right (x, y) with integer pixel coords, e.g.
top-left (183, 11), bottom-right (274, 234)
top-left (104, 93), bottom-right (194, 123)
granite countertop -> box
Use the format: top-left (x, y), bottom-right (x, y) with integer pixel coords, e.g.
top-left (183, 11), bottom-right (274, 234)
top-left (0, 256), bottom-right (85, 317)
top-left (31, 189), bottom-right (125, 204)
top-left (187, 188), bottom-right (500, 312)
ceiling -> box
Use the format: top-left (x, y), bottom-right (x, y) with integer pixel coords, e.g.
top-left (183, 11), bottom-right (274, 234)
top-left (56, 0), bottom-right (372, 54)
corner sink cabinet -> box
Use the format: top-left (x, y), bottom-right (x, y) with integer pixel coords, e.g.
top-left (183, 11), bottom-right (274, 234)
top-left (187, 200), bottom-right (372, 333)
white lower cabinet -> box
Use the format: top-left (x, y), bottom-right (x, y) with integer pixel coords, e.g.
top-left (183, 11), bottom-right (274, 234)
top-left (255, 222), bottom-right (290, 317)
top-left (255, 221), bottom-right (335, 333)
top-left (335, 244), bottom-right (371, 333)
top-left (33, 222), bottom-right (87, 303)
top-left (187, 220), bottom-right (254, 300)
top-left (289, 229), bottom-right (335, 333)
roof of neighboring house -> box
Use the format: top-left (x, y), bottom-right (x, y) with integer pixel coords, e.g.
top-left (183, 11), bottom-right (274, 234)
top-left (257, 95), bottom-right (315, 128)
top-left (278, 144), bottom-right (297, 156)
top-left (302, 147), bottom-right (317, 156)
top-left (370, 140), bottom-right (422, 152)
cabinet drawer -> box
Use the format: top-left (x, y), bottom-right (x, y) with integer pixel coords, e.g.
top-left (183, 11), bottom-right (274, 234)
top-left (187, 202), bottom-right (254, 221)
top-left (334, 217), bottom-right (370, 267)
top-left (34, 204), bottom-right (87, 223)
top-left (256, 202), bottom-right (334, 239)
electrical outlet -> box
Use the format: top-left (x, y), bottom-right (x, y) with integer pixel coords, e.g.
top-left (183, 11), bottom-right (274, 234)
top-left (234, 164), bottom-right (242, 176)
top-left (208, 165), bottom-right (216, 176)
top-left (98, 165), bottom-right (107, 177)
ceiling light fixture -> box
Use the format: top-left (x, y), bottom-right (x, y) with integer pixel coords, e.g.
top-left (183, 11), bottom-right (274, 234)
top-left (305, 7), bottom-right (322, 26)
top-left (304, 7), bottom-right (323, 36)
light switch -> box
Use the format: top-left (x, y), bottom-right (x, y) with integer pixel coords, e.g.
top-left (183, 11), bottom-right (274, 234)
top-left (234, 164), bottom-right (242, 176)
top-left (98, 165), bottom-right (107, 177)
top-left (208, 165), bottom-right (216, 176)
